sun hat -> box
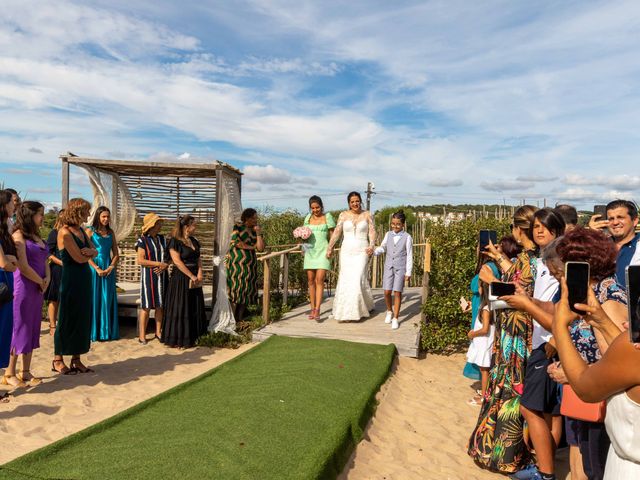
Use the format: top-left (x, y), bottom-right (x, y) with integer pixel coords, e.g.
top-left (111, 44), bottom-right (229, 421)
top-left (141, 213), bottom-right (162, 234)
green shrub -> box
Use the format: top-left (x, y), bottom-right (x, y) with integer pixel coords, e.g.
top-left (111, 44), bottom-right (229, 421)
top-left (421, 218), bottom-right (511, 353)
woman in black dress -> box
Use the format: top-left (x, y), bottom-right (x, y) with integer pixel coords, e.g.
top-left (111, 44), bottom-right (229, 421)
top-left (44, 210), bottom-right (64, 335)
top-left (161, 215), bottom-right (206, 348)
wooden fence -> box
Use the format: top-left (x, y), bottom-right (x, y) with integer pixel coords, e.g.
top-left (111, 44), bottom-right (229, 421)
top-left (257, 242), bottom-right (431, 324)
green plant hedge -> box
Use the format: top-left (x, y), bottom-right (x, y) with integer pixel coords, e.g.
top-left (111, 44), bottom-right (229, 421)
top-left (421, 218), bottom-right (511, 354)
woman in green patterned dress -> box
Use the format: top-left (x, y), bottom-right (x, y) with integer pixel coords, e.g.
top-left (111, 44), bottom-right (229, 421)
top-left (303, 196), bottom-right (335, 321)
top-left (227, 208), bottom-right (265, 321)
top-left (467, 205), bottom-right (539, 474)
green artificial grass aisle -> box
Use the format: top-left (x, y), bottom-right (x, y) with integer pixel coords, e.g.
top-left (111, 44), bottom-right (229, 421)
top-left (0, 336), bottom-right (395, 480)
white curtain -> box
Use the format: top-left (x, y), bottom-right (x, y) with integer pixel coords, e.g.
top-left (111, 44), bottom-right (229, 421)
top-left (208, 173), bottom-right (242, 334)
top-left (80, 165), bottom-right (137, 241)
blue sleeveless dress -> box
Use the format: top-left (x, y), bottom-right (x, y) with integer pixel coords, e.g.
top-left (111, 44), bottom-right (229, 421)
top-left (89, 228), bottom-right (119, 341)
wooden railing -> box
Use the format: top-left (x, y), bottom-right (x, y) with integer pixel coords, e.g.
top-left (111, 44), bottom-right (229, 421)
top-left (257, 242), bottom-right (431, 325)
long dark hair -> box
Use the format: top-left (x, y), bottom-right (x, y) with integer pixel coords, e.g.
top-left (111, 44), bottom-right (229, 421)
top-left (240, 208), bottom-right (257, 223)
top-left (91, 206), bottom-right (114, 235)
top-left (347, 191), bottom-right (362, 204)
top-left (0, 190), bottom-right (16, 255)
top-left (308, 195), bottom-right (323, 212)
top-left (15, 201), bottom-right (44, 241)
top-left (171, 215), bottom-right (195, 243)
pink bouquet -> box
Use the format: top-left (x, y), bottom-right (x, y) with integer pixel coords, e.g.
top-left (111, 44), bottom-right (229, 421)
top-left (293, 226), bottom-right (312, 240)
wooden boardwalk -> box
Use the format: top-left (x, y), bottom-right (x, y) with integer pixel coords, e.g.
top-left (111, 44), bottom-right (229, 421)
top-left (252, 287), bottom-right (423, 357)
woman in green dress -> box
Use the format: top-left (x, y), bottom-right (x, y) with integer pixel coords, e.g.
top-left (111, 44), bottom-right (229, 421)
top-left (303, 196), bottom-right (335, 320)
top-left (227, 208), bottom-right (265, 322)
top-left (52, 198), bottom-right (97, 375)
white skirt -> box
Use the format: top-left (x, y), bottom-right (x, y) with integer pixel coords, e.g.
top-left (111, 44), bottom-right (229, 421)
top-left (466, 313), bottom-right (494, 368)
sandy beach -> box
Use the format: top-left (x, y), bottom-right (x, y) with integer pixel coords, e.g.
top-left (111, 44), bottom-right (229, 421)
top-left (2, 325), bottom-right (569, 479)
top-left (0, 321), bottom-right (254, 464)
top-left (340, 353), bottom-right (570, 480)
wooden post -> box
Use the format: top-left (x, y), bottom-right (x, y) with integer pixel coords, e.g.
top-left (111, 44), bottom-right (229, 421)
top-left (262, 259), bottom-right (271, 324)
top-left (371, 254), bottom-right (378, 289)
top-left (211, 169), bottom-right (223, 308)
top-left (421, 242), bottom-right (431, 322)
top-left (282, 253), bottom-right (289, 306)
top-left (61, 157), bottom-right (70, 207)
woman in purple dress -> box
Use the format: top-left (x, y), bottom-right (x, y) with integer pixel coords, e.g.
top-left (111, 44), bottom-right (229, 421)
top-left (4, 201), bottom-right (50, 387)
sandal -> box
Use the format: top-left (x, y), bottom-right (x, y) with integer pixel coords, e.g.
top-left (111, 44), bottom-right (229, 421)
top-left (138, 338), bottom-right (148, 345)
top-left (1, 375), bottom-right (26, 388)
top-left (70, 357), bottom-right (94, 374)
top-left (49, 324), bottom-right (56, 336)
top-left (0, 391), bottom-right (10, 403)
top-left (51, 360), bottom-right (76, 375)
top-left (308, 308), bottom-right (317, 320)
top-left (17, 371), bottom-right (42, 386)
top-left (466, 395), bottom-right (483, 406)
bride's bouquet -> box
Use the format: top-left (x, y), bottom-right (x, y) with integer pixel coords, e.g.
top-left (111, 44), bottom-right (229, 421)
top-left (293, 226), bottom-right (313, 252)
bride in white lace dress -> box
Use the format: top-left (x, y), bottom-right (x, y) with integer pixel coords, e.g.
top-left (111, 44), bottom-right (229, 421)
top-left (326, 192), bottom-right (376, 321)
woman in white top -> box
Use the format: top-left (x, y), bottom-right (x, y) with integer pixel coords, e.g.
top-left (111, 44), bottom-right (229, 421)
top-left (326, 192), bottom-right (375, 321)
top-left (553, 278), bottom-right (640, 479)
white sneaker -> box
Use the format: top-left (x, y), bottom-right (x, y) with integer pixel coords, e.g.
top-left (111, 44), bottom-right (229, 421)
top-left (391, 318), bottom-right (399, 330)
top-left (384, 311), bottom-right (393, 324)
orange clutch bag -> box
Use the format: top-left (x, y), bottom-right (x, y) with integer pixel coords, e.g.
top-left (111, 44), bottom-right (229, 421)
top-left (560, 384), bottom-right (606, 423)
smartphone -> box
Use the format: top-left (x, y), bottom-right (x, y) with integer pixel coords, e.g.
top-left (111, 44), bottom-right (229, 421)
top-left (593, 205), bottom-right (607, 221)
top-left (625, 265), bottom-right (640, 343)
top-left (565, 261), bottom-right (590, 313)
top-left (489, 281), bottom-right (516, 299)
top-left (479, 229), bottom-right (498, 252)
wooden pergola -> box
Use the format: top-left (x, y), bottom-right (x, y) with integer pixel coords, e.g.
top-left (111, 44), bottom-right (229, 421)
top-left (60, 153), bottom-right (242, 307)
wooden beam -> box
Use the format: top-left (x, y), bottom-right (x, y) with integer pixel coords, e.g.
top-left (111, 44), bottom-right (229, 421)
top-left (262, 259), bottom-right (271, 325)
top-left (61, 157), bottom-right (70, 207)
top-left (282, 253), bottom-right (289, 306)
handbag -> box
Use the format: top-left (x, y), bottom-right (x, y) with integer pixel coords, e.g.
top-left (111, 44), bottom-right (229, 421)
top-left (560, 384), bottom-right (606, 423)
top-left (0, 270), bottom-right (13, 307)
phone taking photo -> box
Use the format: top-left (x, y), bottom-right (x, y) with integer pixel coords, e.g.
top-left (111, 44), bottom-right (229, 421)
top-left (625, 265), bottom-right (640, 343)
top-left (479, 229), bottom-right (498, 253)
top-left (565, 261), bottom-right (590, 314)
top-left (489, 281), bottom-right (516, 299)
top-left (593, 205), bottom-right (607, 221)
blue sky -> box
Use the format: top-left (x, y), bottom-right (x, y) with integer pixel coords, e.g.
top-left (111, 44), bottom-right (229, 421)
top-left (1, 0), bottom-right (640, 212)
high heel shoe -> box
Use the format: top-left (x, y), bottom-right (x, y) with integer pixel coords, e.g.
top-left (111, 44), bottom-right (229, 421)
top-left (17, 371), bottom-right (42, 386)
top-left (1, 375), bottom-right (26, 388)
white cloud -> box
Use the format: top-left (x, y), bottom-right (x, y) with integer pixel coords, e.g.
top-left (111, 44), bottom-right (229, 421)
top-left (427, 179), bottom-right (463, 188)
top-left (244, 164), bottom-right (292, 184)
top-left (516, 175), bottom-right (558, 183)
top-left (480, 180), bottom-right (536, 192)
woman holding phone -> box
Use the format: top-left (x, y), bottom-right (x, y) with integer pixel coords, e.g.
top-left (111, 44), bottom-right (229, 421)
top-left (553, 277), bottom-right (640, 479)
top-left (468, 205), bottom-right (540, 474)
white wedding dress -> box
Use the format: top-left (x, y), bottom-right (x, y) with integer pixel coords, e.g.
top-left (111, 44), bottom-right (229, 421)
top-left (603, 391), bottom-right (640, 479)
top-left (331, 216), bottom-right (374, 321)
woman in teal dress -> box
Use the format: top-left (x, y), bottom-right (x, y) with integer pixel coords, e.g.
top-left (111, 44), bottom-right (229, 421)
top-left (53, 198), bottom-right (97, 374)
top-left (303, 195), bottom-right (335, 321)
top-left (86, 206), bottom-right (119, 341)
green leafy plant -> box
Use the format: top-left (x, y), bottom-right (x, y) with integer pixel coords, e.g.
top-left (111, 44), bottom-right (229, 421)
top-left (421, 217), bottom-right (511, 353)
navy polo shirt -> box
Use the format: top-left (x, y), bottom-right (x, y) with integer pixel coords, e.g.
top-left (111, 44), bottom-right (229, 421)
top-left (616, 233), bottom-right (640, 289)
